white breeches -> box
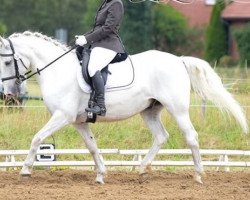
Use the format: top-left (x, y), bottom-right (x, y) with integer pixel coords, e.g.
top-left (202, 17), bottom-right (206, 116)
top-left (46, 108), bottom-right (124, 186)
top-left (88, 47), bottom-right (117, 77)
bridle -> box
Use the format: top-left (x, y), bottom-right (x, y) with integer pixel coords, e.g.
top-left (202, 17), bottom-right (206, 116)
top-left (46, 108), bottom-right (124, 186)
top-left (0, 38), bottom-right (31, 85)
top-left (0, 38), bottom-right (77, 85)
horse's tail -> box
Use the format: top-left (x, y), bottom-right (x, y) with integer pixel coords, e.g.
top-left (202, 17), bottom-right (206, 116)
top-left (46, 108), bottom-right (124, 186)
top-left (181, 56), bottom-right (249, 134)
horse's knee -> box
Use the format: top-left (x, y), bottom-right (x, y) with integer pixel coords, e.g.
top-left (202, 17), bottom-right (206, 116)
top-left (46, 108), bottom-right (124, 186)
top-left (89, 148), bottom-right (98, 155)
top-left (156, 133), bottom-right (168, 146)
top-left (31, 137), bottom-right (42, 149)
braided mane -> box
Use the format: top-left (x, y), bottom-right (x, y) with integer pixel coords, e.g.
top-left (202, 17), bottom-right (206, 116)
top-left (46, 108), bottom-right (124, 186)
top-left (9, 31), bottom-right (69, 51)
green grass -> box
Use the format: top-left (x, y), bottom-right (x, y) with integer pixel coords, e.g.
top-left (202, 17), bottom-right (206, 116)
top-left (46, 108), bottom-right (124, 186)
top-left (0, 68), bottom-right (249, 154)
top-left (0, 97), bottom-right (249, 150)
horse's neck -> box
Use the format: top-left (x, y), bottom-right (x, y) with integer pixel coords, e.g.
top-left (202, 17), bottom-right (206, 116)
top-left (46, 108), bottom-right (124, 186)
top-left (15, 36), bottom-right (79, 95)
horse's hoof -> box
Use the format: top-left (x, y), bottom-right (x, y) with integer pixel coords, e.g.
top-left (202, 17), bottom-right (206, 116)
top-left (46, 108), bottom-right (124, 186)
top-left (194, 171), bottom-right (206, 184)
top-left (95, 174), bottom-right (105, 184)
top-left (194, 174), bottom-right (203, 184)
top-left (20, 167), bottom-right (32, 177)
top-left (139, 164), bottom-right (152, 175)
top-left (95, 179), bottom-right (105, 184)
top-left (19, 173), bottom-right (31, 182)
top-left (20, 173), bottom-right (31, 178)
top-left (139, 173), bottom-right (150, 184)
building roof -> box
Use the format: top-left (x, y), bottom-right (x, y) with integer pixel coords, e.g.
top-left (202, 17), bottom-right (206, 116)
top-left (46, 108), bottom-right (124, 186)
top-left (168, 0), bottom-right (213, 27)
top-left (222, 2), bottom-right (250, 20)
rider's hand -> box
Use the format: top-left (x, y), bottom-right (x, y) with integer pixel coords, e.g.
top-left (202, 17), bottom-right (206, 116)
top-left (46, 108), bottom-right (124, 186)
top-left (75, 35), bottom-right (87, 46)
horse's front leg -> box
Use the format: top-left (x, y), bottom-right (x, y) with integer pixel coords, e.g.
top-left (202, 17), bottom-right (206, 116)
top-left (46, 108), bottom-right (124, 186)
top-left (73, 123), bottom-right (106, 184)
top-left (20, 110), bottom-right (69, 176)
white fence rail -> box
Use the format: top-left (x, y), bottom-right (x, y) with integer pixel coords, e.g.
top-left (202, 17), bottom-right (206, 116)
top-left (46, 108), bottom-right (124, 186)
top-left (0, 149), bottom-right (250, 171)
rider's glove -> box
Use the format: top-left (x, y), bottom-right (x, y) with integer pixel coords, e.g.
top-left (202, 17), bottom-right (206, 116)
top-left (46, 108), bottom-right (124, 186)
top-left (75, 35), bottom-right (87, 46)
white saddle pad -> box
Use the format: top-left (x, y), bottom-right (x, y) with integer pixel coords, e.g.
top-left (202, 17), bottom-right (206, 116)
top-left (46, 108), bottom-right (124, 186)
top-left (77, 57), bottom-right (134, 93)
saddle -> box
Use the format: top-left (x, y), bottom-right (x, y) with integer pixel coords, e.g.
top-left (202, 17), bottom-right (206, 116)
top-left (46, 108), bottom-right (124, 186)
top-left (76, 46), bottom-right (128, 87)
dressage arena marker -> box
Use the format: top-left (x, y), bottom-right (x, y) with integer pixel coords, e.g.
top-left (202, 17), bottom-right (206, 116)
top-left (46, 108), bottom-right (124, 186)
top-left (36, 144), bottom-right (56, 162)
top-left (0, 149), bottom-right (249, 171)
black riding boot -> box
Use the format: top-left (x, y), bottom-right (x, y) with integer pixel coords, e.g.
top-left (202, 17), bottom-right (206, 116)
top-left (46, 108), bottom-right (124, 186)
top-left (85, 71), bottom-right (106, 116)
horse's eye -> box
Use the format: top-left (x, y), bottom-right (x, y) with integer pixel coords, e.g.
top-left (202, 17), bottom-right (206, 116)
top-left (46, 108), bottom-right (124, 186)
top-left (5, 60), bottom-right (12, 66)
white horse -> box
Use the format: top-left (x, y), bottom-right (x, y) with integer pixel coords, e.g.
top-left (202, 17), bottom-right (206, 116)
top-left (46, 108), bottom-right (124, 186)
top-left (0, 32), bottom-right (248, 184)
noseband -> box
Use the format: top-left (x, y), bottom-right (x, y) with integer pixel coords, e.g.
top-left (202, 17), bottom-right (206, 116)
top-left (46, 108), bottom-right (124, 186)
top-left (0, 38), bottom-right (31, 84)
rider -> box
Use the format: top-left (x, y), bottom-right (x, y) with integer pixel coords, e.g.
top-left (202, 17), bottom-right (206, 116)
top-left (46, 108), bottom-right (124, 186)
top-left (75, 0), bottom-right (125, 116)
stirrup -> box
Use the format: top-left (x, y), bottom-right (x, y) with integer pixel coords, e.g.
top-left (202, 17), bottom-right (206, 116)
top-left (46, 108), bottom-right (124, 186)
top-left (85, 106), bottom-right (106, 116)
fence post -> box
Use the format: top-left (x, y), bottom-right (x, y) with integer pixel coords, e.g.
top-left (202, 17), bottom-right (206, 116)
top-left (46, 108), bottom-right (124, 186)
top-left (131, 154), bottom-right (142, 171)
top-left (217, 154), bottom-right (230, 172)
top-left (3, 155), bottom-right (16, 171)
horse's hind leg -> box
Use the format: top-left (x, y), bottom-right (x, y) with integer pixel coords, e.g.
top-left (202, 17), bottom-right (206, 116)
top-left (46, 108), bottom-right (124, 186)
top-left (73, 123), bottom-right (106, 184)
top-left (171, 110), bottom-right (204, 184)
top-left (139, 104), bottom-right (169, 178)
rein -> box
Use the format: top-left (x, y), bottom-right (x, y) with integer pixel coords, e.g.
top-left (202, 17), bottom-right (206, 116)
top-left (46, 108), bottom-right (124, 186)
top-left (0, 38), bottom-right (77, 84)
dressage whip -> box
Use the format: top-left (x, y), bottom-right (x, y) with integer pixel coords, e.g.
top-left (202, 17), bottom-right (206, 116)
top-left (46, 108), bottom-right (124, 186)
top-left (128, 0), bottom-right (195, 4)
top-left (129, 0), bottom-right (250, 4)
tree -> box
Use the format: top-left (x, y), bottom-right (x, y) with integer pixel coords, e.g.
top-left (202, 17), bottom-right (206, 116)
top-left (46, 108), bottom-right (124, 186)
top-left (0, 0), bottom-right (203, 55)
top-left (83, 0), bottom-right (102, 32)
top-left (205, 0), bottom-right (228, 62)
top-left (120, 1), bottom-right (154, 54)
top-left (153, 4), bottom-right (188, 54)
top-left (0, 21), bottom-right (7, 35)
top-left (234, 23), bottom-right (250, 67)
top-left (0, 0), bottom-right (87, 42)
top-left (0, 0), bottom-right (38, 33)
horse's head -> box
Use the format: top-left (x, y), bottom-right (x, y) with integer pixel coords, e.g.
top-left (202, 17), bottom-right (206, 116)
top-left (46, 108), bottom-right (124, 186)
top-left (0, 36), bottom-right (30, 98)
